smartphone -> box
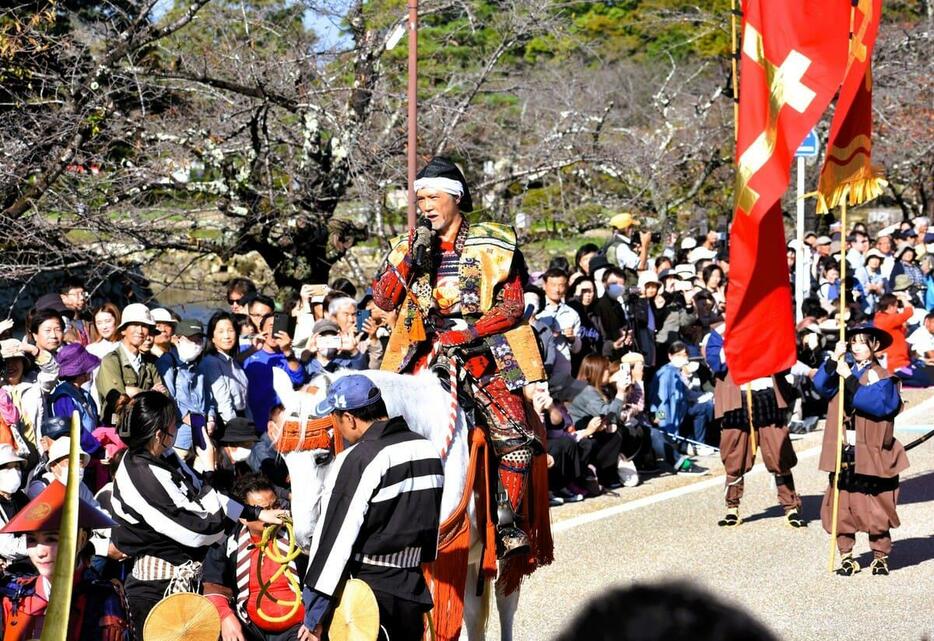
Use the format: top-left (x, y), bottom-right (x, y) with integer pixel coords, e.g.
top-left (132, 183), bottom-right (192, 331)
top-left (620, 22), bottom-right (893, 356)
top-left (356, 309), bottom-right (371, 333)
top-left (190, 413), bottom-right (206, 450)
top-left (304, 284), bottom-right (330, 305)
top-left (318, 335), bottom-right (342, 350)
top-left (272, 312), bottom-right (296, 337)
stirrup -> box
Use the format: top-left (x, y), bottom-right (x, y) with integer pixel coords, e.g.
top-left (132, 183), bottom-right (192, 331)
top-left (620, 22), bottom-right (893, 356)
top-left (717, 509), bottom-right (741, 527)
top-left (836, 555), bottom-right (860, 576)
top-left (784, 509), bottom-right (807, 529)
top-left (496, 525), bottom-right (530, 559)
top-left (870, 556), bottom-right (889, 576)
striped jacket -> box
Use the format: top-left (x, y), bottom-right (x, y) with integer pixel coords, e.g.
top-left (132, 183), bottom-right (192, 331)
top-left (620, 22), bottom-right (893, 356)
top-left (303, 416), bottom-right (444, 628)
top-left (110, 449), bottom-right (246, 566)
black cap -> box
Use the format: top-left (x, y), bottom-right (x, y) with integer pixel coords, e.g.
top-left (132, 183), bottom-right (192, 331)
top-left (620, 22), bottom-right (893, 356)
top-left (416, 157), bottom-right (473, 212)
top-left (35, 293), bottom-right (68, 313)
top-left (587, 254), bottom-right (611, 274)
top-left (175, 319), bottom-right (204, 338)
top-left (41, 416), bottom-right (69, 440)
top-left (217, 417), bottom-right (259, 445)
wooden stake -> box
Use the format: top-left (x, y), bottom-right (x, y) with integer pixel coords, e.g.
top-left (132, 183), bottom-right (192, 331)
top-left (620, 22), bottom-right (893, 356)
top-left (828, 199), bottom-right (847, 573)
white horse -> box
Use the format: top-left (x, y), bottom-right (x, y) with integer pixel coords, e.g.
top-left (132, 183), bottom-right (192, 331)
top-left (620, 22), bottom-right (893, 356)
top-left (271, 367), bottom-right (520, 641)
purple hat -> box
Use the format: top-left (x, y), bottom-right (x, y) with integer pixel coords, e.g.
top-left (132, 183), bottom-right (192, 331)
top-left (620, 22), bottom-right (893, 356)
top-left (55, 343), bottom-right (101, 378)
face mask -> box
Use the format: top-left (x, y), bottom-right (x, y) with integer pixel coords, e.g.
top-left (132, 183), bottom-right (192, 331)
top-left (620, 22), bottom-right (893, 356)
top-left (54, 465), bottom-right (83, 484)
top-left (670, 356), bottom-right (688, 369)
top-left (607, 283), bottom-right (624, 300)
top-left (320, 348), bottom-right (338, 360)
top-left (177, 340), bottom-right (204, 363)
top-left (228, 447), bottom-right (252, 463)
top-left (0, 468), bottom-right (21, 494)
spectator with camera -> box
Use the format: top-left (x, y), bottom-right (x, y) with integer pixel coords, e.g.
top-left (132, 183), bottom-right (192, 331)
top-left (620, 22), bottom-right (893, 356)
top-left (649, 342), bottom-right (707, 475)
top-left (626, 271), bottom-right (662, 372)
top-left (603, 213), bottom-right (652, 273)
top-left (243, 312), bottom-right (306, 430)
top-left (593, 266), bottom-right (631, 361)
top-left (563, 355), bottom-right (626, 490)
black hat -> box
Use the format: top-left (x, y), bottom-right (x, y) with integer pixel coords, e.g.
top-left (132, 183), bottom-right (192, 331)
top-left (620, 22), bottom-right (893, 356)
top-left (35, 293), bottom-right (68, 313)
top-left (416, 157), bottom-right (473, 212)
top-left (846, 325), bottom-right (893, 351)
top-left (217, 417), bottom-right (259, 445)
top-left (587, 254), bottom-right (611, 274)
top-left (41, 416), bottom-right (69, 441)
top-left (175, 319), bottom-right (204, 338)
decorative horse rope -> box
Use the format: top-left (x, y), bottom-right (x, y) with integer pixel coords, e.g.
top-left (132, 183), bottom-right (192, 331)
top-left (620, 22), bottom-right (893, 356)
top-left (255, 518), bottom-right (304, 624)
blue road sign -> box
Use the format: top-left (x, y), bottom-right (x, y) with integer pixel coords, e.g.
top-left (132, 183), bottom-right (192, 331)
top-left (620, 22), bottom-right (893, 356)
top-left (795, 129), bottom-right (819, 158)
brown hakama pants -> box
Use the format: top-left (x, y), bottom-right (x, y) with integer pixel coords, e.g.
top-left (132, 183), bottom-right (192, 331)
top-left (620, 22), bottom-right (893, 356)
top-left (820, 484), bottom-right (899, 556)
top-left (720, 425), bottom-right (800, 510)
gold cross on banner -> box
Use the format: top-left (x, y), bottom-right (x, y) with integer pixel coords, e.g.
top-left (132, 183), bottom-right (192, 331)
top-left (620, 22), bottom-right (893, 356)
top-left (734, 24), bottom-right (818, 215)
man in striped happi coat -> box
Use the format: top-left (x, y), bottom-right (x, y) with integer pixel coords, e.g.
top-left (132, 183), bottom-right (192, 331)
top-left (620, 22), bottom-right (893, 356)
top-left (300, 375), bottom-right (444, 641)
top-left (204, 474), bottom-right (308, 640)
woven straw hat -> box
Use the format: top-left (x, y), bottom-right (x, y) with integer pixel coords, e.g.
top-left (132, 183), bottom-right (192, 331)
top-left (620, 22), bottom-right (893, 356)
top-left (143, 593), bottom-right (220, 641)
top-left (329, 578), bottom-right (380, 641)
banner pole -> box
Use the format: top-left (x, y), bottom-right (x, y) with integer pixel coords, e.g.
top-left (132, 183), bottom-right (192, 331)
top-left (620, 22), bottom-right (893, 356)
top-left (730, 0), bottom-right (740, 142)
top-left (39, 412), bottom-right (81, 641)
top-left (406, 0), bottom-right (419, 232)
top-left (828, 199), bottom-right (848, 573)
top-left (795, 155), bottom-right (807, 322)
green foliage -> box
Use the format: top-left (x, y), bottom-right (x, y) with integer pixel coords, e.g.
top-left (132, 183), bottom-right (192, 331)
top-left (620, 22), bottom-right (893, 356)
top-left (526, 0), bottom-right (732, 66)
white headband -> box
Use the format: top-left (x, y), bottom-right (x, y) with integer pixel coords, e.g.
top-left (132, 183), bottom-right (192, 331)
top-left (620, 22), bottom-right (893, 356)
top-left (413, 176), bottom-right (464, 199)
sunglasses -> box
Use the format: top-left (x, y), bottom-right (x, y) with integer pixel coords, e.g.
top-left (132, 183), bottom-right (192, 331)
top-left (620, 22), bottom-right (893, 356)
top-left (227, 297), bottom-right (242, 305)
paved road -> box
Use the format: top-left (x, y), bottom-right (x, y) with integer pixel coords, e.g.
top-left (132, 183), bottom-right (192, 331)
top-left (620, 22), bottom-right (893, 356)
top-left (493, 392), bottom-right (934, 641)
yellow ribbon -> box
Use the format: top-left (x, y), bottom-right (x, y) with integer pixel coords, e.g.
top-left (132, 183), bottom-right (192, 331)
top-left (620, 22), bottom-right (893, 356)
top-left (254, 518), bottom-right (303, 624)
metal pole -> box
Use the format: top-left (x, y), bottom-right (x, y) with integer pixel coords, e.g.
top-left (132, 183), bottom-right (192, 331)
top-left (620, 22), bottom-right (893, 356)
top-left (795, 155), bottom-right (807, 322)
top-left (406, 0), bottom-right (418, 232)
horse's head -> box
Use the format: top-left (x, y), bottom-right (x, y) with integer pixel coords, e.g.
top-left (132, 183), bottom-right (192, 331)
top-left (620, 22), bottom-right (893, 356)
top-left (269, 369), bottom-right (338, 548)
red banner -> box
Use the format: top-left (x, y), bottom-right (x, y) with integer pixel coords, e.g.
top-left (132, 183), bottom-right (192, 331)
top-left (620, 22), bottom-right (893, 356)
top-left (725, 0), bottom-right (851, 384)
top-left (816, 0), bottom-right (885, 213)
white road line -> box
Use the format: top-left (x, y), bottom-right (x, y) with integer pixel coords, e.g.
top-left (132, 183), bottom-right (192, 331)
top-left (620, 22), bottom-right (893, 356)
top-left (553, 392), bottom-right (934, 536)
top-left (552, 446), bottom-right (821, 535)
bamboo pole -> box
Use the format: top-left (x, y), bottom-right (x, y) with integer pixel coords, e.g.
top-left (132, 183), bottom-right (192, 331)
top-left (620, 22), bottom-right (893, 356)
top-left (730, 0), bottom-right (740, 142)
top-left (406, 0), bottom-right (418, 232)
top-left (746, 386), bottom-right (757, 455)
top-left (40, 412), bottom-right (81, 641)
top-left (827, 199), bottom-right (848, 573)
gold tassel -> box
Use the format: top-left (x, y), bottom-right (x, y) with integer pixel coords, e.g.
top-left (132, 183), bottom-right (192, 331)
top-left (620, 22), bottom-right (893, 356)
top-left (816, 166), bottom-right (887, 214)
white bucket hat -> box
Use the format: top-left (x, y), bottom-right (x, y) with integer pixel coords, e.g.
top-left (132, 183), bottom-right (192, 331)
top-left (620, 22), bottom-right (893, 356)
top-left (688, 247), bottom-right (718, 263)
top-left (637, 271), bottom-right (661, 289)
top-left (150, 308), bottom-right (177, 325)
top-left (48, 437), bottom-right (90, 466)
top-left (118, 303), bottom-right (157, 330)
top-left (0, 444), bottom-right (24, 467)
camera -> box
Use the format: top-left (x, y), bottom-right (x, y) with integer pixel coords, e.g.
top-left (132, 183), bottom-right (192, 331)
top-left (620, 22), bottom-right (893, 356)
top-left (317, 335), bottom-right (342, 350)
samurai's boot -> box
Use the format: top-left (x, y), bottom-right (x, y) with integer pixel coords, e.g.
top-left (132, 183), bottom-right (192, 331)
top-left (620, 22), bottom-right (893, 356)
top-left (870, 555), bottom-right (889, 576)
top-left (717, 507), bottom-right (741, 527)
top-left (836, 554), bottom-right (861, 576)
top-left (496, 447), bottom-right (532, 559)
top-left (784, 509), bottom-right (806, 529)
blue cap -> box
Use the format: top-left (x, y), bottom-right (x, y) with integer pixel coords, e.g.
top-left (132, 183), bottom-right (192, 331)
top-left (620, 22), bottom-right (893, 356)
top-left (314, 375), bottom-right (382, 416)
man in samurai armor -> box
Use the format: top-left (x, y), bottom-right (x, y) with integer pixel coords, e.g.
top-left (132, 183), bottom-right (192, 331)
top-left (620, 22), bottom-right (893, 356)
top-left (372, 156), bottom-right (539, 558)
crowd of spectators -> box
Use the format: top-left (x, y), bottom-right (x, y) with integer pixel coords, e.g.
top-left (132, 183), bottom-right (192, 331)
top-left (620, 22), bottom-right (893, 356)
top-left (0, 211), bottom-right (932, 636)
